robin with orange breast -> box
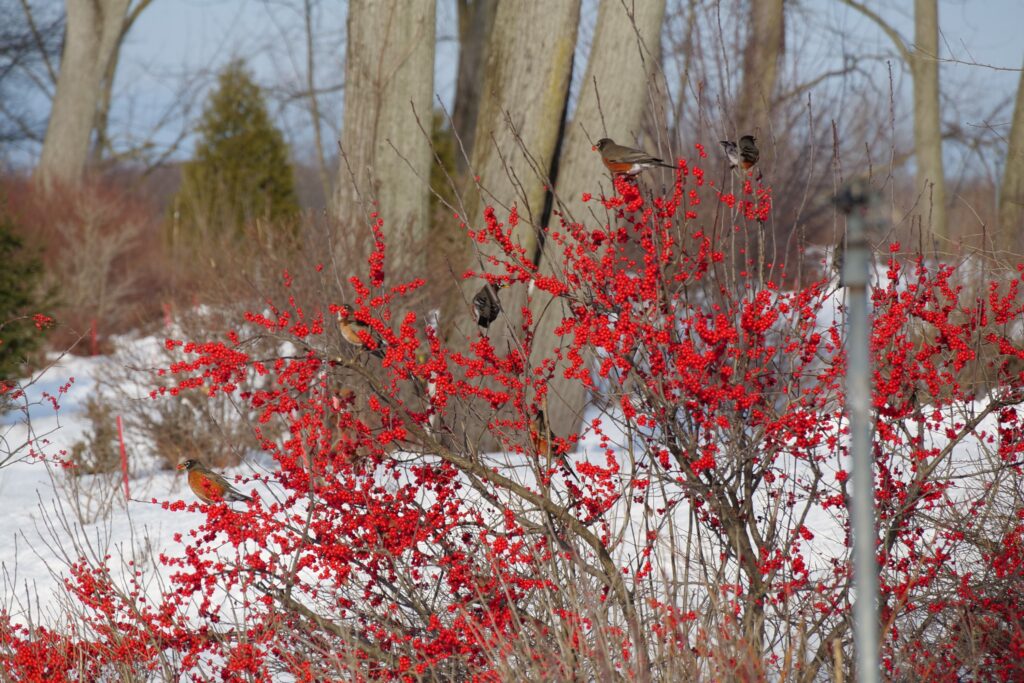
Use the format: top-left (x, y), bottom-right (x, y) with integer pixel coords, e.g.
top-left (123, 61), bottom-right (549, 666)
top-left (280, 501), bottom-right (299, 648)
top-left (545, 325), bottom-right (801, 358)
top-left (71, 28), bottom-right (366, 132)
top-left (720, 135), bottom-right (760, 176)
top-left (337, 304), bottom-right (385, 358)
top-left (530, 409), bottom-right (578, 482)
top-left (594, 138), bottom-right (675, 177)
top-left (177, 459), bottom-right (252, 504)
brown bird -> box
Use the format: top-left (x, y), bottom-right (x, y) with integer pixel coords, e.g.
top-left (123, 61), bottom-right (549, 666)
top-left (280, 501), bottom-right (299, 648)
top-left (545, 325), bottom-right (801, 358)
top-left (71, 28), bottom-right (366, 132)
top-left (338, 304), bottom-right (385, 358)
top-left (177, 459), bottom-right (252, 504)
top-left (530, 409), bottom-right (578, 481)
top-left (595, 138), bottom-right (674, 176)
top-left (472, 282), bottom-right (506, 331)
top-left (720, 135), bottom-right (760, 174)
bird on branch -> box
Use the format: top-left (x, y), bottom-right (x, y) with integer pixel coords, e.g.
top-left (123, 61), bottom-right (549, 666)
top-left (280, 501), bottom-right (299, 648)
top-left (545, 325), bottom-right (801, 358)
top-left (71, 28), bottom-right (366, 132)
top-left (720, 134), bottom-right (761, 180)
top-left (595, 138), bottom-right (675, 177)
top-left (473, 281), bottom-right (506, 332)
top-left (531, 408), bottom-right (578, 482)
top-left (338, 304), bottom-right (386, 358)
top-left (178, 459), bottom-right (252, 504)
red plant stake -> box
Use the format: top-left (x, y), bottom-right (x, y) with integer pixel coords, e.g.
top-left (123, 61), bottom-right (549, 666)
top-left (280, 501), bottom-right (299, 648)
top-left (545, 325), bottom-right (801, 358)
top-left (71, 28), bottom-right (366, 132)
top-left (117, 415), bottom-right (129, 500)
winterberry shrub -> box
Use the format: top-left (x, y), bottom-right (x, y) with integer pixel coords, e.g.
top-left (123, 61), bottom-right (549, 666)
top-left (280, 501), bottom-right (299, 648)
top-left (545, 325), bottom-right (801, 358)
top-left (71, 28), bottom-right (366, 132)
top-left (6, 151), bottom-right (1024, 682)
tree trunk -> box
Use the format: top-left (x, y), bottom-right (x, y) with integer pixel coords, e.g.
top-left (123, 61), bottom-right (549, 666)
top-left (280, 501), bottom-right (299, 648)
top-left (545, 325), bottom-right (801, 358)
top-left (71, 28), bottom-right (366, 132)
top-left (89, 0), bottom-right (152, 167)
top-left (911, 0), bottom-right (947, 241)
top-left (36, 0), bottom-right (132, 188)
top-left (441, 0), bottom-right (580, 342)
top-left (435, 0), bottom-right (578, 457)
top-left (736, 0), bottom-right (784, 135)
top-left (334, 0), bottom-right (436, 275)
top-left (531, 0), bottom-right (666, 439)
top-left (839, 0), bottom-right (948, 242)
top-left (451, 0), bottom-right (497, 173)
top-left (304, 0), bottom-right (332, 204)
top-left (999, 59), bottom-right (1024, 253)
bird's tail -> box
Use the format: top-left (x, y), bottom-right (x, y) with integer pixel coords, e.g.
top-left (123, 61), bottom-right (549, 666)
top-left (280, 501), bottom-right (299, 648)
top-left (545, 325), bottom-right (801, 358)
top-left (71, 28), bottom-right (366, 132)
top-left (559, 455), bottom-right (580, 482)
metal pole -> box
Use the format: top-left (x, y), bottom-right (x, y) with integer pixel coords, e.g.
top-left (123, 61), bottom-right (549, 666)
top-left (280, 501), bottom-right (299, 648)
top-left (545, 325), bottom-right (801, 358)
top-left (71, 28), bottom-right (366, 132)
top-left (837, 182), bottom-right (880, 683)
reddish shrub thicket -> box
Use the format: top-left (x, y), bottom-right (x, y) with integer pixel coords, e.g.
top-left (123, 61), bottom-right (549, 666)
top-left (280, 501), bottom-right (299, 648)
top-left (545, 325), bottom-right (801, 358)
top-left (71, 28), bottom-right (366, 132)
top-left (3, 152), bottom-right (1024, 681)
top-left (0, 174), bottom-right (171, 352)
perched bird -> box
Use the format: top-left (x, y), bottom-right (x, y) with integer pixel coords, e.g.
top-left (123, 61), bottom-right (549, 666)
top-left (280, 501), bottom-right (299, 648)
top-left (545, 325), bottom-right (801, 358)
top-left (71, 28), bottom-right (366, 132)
top-left (738, 135), bottom-right (760, 169)
top-left (338, 304), bottom-right (385, 358)
top-left (719, 139), bottom-right (741, 170)
top-left (595, 138), bottom-right (674, 177)
top-left (177, 459), bottom-right (252, 504)
top-left (832, 238), bottom-right (845, 284)
top-left (530, 409), bottom-right (578, 481)
top-left (472, 282), bottom-right (505, 331)
top-left (720, 135), bottom-right (760, 176)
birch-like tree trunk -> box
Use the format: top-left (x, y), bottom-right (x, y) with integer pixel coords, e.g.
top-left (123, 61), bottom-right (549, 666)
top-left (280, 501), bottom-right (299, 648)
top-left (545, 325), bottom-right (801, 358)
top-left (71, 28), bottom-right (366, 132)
top-left (840, 0), bottom-right (948, 241)
top-left (334, 0), bottom-right (436, 273)
top-left (999, 60), bottom-right (1024, 253)
top-left (531, 0), bottom-right (667, 440)
top-left (36, 0), bottom-right (132, 188)
top-left (911, 0), bottom-right (947, 242)
top-left (736, 0), bottom-right (784, 135)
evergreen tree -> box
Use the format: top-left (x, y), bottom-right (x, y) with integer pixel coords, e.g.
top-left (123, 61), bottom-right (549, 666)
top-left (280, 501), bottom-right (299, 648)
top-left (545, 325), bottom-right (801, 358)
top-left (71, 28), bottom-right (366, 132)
top-left (0, 213), bottom-right (46, 390)
top-left (171, 60), bottom-right (298, 244)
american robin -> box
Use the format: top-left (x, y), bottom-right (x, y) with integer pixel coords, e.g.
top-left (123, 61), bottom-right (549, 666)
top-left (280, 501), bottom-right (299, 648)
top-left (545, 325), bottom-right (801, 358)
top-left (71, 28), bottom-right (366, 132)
top-left (720, 135), bottom-right (760, 173)
top-left (177, 459), bottom-right (252, 504)
top-left (595, 138), bottom-right (674, 177)
top-left (530, 409), bottom-right (578, 481)
top-left (338, 304), bottom-right (385, 358)
top-left (472, 282), bottom-right (505, 331)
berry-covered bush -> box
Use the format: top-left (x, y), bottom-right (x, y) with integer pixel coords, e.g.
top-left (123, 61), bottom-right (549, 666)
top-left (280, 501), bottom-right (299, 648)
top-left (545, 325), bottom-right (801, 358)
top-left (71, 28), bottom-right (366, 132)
top-left (4, 149), bottom-right (1024, 682)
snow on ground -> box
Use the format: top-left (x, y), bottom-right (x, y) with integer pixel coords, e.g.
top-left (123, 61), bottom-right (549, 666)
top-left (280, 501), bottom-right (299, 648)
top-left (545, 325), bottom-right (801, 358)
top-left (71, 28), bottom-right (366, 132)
top-left (0, 326), bottom-right (1007, 651)
top-left (0, 344), bottom-right (210, 625)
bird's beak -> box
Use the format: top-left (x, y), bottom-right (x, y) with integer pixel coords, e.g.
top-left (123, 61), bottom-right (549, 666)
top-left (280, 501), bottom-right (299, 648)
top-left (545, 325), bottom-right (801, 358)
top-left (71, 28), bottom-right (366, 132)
top-left (591, 145), bottom-right (597, 151)
top-left (176, 462), bottom-right (187, 471)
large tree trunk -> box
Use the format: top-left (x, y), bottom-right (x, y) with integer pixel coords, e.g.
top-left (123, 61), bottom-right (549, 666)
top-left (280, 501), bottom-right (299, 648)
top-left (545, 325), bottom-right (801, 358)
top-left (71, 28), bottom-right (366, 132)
top-left (736, 0), bottom-right (784, 135)
top-left (911, 0), bottom-right (947, 242)
top-left (441, 0), bottom-right (580, 339)
top-left (999, 59), bottom-right (1024, 253)
top-left (530, 0), bottom-right (667, 440)
top-left (451, 0), bottom-right (497, 173)
top-left (334, 0), bottom-right (436, 274)
top-left (436, 0), bottom-right (579, 455)
top-left (36, 0), bottom-right (132, 189)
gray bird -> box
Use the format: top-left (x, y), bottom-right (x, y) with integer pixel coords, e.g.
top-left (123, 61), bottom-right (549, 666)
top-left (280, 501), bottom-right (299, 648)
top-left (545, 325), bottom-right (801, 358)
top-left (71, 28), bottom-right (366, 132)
top-left (473, 282), bottom-right (506, 330)
top-left (595, 138), bottom-right (674, 176)
top-left (720, 139), bottom-right (741, 170)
